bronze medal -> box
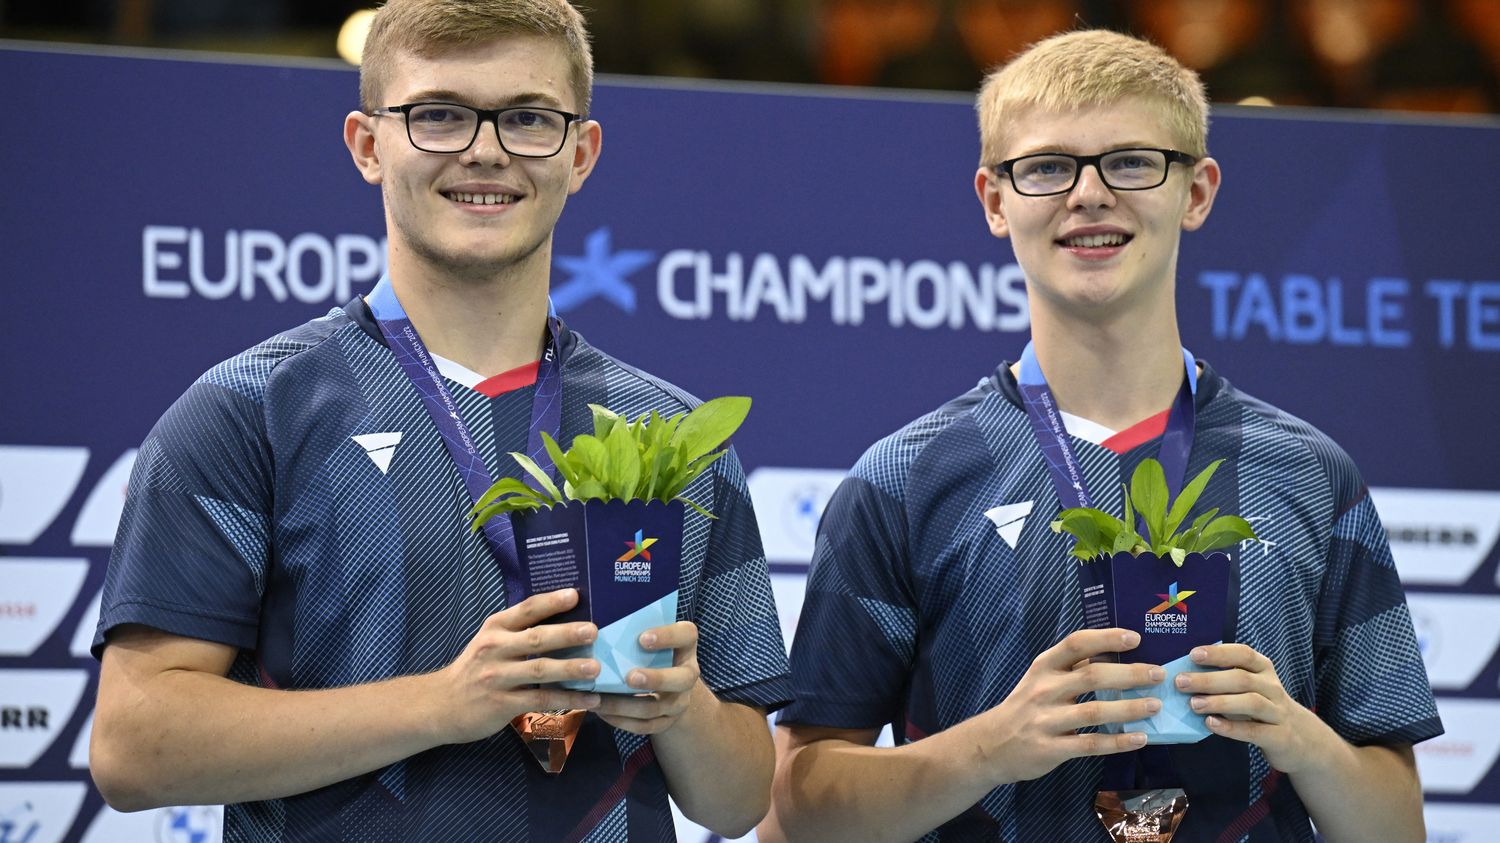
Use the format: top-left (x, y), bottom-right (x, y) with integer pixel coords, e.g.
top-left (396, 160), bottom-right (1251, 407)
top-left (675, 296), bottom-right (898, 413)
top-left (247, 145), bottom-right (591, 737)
top-left (1094, 788), bottom-right (1189, 843)
top-left (510, 709), bottom-right (585, 774)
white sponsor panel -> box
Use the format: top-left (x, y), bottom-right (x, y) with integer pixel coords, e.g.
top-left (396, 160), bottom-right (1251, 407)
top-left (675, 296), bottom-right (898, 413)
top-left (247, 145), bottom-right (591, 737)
top-left (142, 225), bottom-right (386, 305)
top-left (746, 467), bottom-right (848, 564)
top-left (1407, 594), bottom-right (1500, 690)
top-left (0, 559), bottom-right (90, 658)
top-left (1368, 487), bottom-right (1500, 586)
top-left (656, 251), bottom-right (1030, 332)
top-left (1416, 699), bottom-right (1500, 794)
top-left (0, 669), bottom-right (90, 768)
top-left (1424, 802), bottom-right (1500, 843)
top-left (0, 446), bottom-right (89, 544)
top-left (0, 782), bottom-right (88, 843)
top-left (82, 803), bottom-right (223, 843)
top-left (70, 589), bottom-right (103, 660)
top-left (70, 449), bottom-right (137, 546)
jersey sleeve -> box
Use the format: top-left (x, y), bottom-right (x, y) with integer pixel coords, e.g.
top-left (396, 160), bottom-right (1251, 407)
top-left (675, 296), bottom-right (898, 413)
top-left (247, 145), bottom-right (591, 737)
top-left (92, 379), bottom-right (274, 658)
top-left (1313, 485), bottom-right (1443, 746)
top-left (690, 445), bottom-right (793, 710)
top-left (778, 449), bottom-right (918, 731)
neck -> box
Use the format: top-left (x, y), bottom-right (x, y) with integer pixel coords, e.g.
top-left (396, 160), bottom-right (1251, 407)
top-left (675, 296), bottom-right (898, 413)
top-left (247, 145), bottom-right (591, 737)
top-left (1017, 303), bottom-right (1186, 431)
top-left (382, 242), bottom-right (551, 376)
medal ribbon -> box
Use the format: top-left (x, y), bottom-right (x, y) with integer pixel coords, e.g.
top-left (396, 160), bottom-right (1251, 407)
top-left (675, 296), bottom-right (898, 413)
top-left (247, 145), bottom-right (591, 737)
top-left (1015, 341), bottom-right (1198, 791)
top-left (367, 275), bottom-right (562, 603)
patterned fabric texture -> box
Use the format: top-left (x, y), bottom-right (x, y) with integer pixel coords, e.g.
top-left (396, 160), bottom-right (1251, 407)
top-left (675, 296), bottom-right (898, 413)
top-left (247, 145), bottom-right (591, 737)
top-left (780, 360), bottom-right (1441, 843)
top-left (96, 300), bottom-right (791, 842)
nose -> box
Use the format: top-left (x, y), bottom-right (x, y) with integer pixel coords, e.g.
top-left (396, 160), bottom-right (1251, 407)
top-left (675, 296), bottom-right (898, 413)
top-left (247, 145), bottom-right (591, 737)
top-left (1067, 162), bottom-right (1116, 210)
top-left (460, 116), bottom-right (512, 167)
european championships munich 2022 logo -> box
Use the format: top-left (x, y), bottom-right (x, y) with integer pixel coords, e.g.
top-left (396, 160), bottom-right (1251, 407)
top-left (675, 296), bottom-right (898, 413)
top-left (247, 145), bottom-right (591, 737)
top-left (613, 529), bottom-right (656, 583)
top-left (1144, 581), bottom-right (1194, 635)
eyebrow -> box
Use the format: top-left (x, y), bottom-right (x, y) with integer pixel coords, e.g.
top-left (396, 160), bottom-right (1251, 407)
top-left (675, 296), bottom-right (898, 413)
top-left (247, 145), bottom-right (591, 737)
top-left (399, 89), bottom-right (567, 109)
top-left (1009, 141), bottom-right (1161, 158)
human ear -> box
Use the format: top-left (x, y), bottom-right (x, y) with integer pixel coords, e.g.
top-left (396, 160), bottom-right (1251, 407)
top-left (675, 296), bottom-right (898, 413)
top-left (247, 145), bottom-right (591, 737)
top-left (1181, 156), bottom-right (1221, 232)
top-left (344, 111), bottom-right (382, 186)
top-left (566, 120), bottom-right (603, 195)
top-left (975, 166), bottom-right (1011, 239)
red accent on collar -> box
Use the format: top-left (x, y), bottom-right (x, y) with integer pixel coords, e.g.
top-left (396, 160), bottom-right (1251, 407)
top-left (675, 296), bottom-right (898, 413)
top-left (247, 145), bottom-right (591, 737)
top-left (1100, 408), bottom-right (1172, 455)
top-left (474, 360), bottom-right (540, 397)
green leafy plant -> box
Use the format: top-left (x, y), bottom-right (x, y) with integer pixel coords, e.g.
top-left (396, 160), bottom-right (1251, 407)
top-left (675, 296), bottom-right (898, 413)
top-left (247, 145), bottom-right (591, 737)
top-left (469, 396), bottom-right (750, 528)
top-left (1049, 458), bottom-right (1259, 566)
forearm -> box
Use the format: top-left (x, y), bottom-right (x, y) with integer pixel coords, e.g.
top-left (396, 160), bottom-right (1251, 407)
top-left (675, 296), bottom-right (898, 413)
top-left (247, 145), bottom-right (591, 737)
top-left (92, 667), bottom-right (442, 810)
top-left (652, 682), bottom-right (774, 838)
top-left (766, 720), bottom-right (1003, 843)
top-left (1288, 733), bottom-right (1424, 842)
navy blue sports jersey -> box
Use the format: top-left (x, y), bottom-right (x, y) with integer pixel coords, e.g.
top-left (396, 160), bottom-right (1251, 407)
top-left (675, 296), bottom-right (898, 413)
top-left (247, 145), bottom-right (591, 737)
top-left (779, 360), bottom-right (1441, 843)
top-left (95, 299), bottom-right (791, 843)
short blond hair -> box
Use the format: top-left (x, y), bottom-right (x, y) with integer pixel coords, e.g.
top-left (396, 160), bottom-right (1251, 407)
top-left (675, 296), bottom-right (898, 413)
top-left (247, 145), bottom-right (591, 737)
top-left (976, 29), bottom-right (1208, 166)
top-left (360, 0), bottom-right (593, 116)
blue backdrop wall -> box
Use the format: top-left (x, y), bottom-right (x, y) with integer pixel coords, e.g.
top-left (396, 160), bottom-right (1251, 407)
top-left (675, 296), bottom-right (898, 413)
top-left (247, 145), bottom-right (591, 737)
top-left (2, 42), bottom-right (1498, 843)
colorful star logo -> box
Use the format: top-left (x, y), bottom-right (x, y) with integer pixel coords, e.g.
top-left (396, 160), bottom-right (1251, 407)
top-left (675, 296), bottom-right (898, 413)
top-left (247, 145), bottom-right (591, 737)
top-left (617, 529), bottom-right (658, 562)
top-left (1147, 581), bottom-right (1196, 614)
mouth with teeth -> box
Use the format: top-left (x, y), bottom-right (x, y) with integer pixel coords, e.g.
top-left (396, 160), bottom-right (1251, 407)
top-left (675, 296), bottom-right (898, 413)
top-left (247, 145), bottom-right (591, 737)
top-left (1057, 232), bottom-right (1131, 249)
top-left (445, 192), bottom-right (520, 206)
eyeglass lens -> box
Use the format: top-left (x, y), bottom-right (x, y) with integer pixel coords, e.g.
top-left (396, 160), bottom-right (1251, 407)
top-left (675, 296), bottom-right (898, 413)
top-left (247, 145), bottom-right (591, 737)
top-left (1010, 149), bottom-right (1171, 195)
top-left (405, 104), bottom-right (570, 156)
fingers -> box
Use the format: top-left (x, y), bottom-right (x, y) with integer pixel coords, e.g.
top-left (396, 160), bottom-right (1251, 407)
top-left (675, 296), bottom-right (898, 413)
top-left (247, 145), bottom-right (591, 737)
top-left (1054, 695), bottom-right (1162, 732)
top-left (1066, 661), bottom-right (1165, 696)
top-left (1058, 730), bottom-right (1149, 757)
top-left (638, 621), bottom-right (698, 653)
top-left (1190, 644), bottom-right (1272, 673)
top-left (507, 655), bottom-right (602, 687)
top-left (491, 588), bottom-right (583, 632)
top-left (594, 691), bottom-right (684, 721)
top-left (622, 662), bottom-right (700, 694)
top-left (513, 687), bottom-right (603, 712)
top-left (1189, 692), bottom-right (1282, 724)
top-left (481, 619), bottom-right (597, 660)
top-left (1036, 629), bottom-right (1141, 671)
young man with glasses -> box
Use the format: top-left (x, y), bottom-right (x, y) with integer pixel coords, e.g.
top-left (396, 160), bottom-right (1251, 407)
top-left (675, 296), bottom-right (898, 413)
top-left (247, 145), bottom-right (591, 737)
top-left (763, 30), bottom-right (1439, 842)
top-left (88, 1), bottom-right (789, 839)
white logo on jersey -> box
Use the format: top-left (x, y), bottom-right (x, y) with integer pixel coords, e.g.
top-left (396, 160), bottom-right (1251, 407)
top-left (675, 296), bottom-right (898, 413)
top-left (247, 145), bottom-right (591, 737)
top-left (351, 433), bottom-right (403, 475)
top-left (984, 500), bottom-right (1035, 549)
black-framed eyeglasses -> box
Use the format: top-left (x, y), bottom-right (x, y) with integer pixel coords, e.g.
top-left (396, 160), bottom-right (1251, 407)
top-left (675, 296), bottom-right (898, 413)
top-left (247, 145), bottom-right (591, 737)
top-left (371, 102), bottom-right (583, 157)
top-left (995, 147), bottom-right (1198, 196)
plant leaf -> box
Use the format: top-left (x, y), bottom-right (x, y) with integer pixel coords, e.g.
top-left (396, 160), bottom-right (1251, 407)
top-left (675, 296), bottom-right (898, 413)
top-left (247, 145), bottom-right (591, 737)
top-left (569, 479), bottom-right (609, 502)
top-left (1169, 547), bottom-right (1188, 567)
top-left (1164, 459), bottom-right (1224, 542)
top-left (470, 496), bottom-right (542, 529)
top-left (670, 396), bottom-right (751, 465)
top-left (604, 417), bottom-right (641, 499)
top-left (469, 477), bottom-right (551, 515)
top-left (589, 403), bottom-right (621, 438)
top-left (662, 450), bottom-right (726, 501)
top-left (541, 431), bottom-right (581, 488)
top-left (1191, 515), bottom-right (1258, 553)
top-left (568, 434), bottom-right (607, 481)
top-left (675, 494), bottom-right (717, 520)
top-left (1130, 459), bottom-right (1169, 546)
top-left (510, 451), bottom-right (563, 503)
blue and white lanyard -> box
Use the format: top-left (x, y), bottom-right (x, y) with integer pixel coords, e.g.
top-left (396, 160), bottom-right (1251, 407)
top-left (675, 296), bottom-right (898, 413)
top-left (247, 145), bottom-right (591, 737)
top-left (367, 275), bottom-right (562, 603)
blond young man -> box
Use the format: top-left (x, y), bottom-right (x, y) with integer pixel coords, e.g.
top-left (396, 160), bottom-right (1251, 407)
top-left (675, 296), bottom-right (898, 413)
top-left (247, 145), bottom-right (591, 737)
top-left (88, 1), bottom-right (789, 839)
top-left (763, 30), bottom-right (1439, 843)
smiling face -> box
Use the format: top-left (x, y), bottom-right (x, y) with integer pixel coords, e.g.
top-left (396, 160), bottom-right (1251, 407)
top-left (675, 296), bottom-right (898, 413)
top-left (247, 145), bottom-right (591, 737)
top-left (345, 33), bottom-right (601, 284)
top-left (975, 97), bottom-right (1219, 325)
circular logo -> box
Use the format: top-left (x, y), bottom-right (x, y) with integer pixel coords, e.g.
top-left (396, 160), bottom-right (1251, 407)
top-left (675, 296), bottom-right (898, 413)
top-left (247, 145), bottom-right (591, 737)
top-left (782, 484), bottom-right (831, 550)
top-left (156, 805), bottom-right (220, 843)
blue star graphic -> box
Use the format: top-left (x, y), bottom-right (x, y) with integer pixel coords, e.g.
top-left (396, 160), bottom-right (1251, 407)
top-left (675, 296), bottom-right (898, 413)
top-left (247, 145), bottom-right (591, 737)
top-left (552, 227), bottom-right (655, 314)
